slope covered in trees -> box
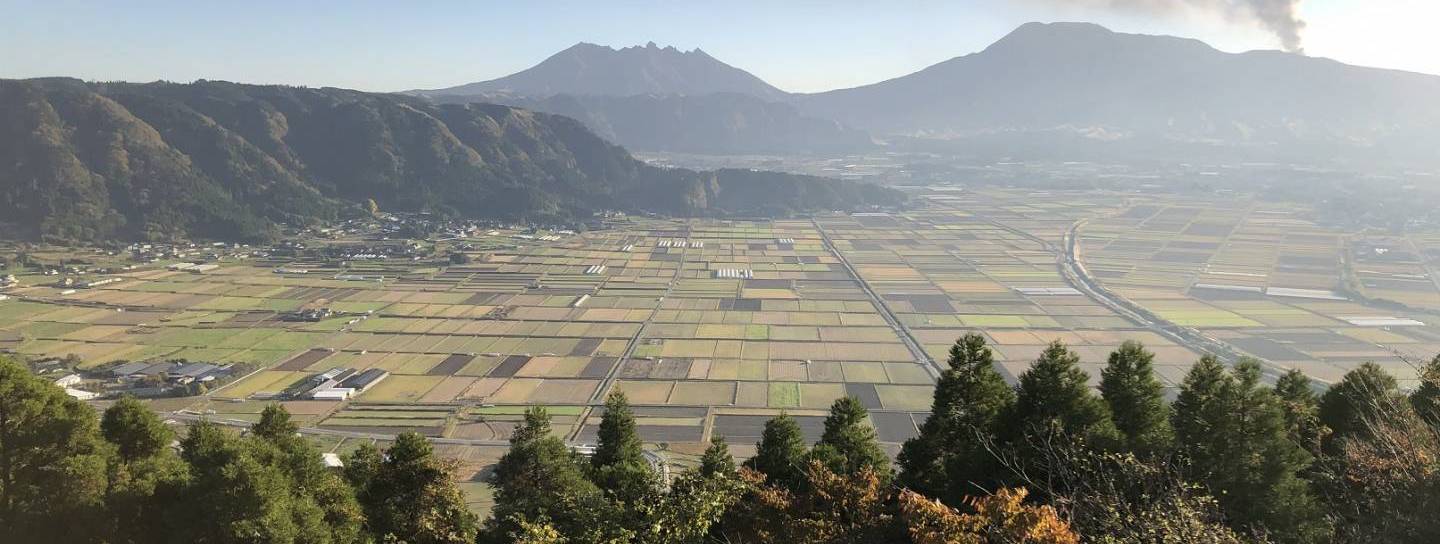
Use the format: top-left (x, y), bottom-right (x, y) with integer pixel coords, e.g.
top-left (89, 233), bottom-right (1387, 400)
top-left (0, 78), bottom-right (901, 244)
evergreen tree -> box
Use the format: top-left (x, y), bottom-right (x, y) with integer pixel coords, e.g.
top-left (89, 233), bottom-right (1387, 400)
top-left (1275, 368), bottom-right (1326, 455)
top-left (1099, 340), bottom-right (1172, 454)
top-left (102, 395), bottom-right (174, 464)
top-left (251, 403), bottom-right (299, 441)
top-left (172, 421), bottom-right (333, 543)
top-left (897, 332), bottom-right (1015, 503)
top-left (590, 390), bottom-right (659, 503)
top-left (810, 396), bottom-right (891, 483)
top-left (700, 434), bottom-right (736, 477)
top-left (1412, 354), bottom-right (1440, 430)
top-left (348, 432), bottom-right (479, 544)
top-left (99, 395), bottom-right (188, 544)
top-left (1172, 358), bottom-right (1329, 543)
top-left (1007, 340), bottom-right (1119, 445)
top-left (743, 412), bottom-right (809, 490)
top-left (249, 405), bottom-right (365, 544)
top-left (0, 355), bottom-right (109, 543)
top-left (1320, 362), bottom-right (1404, 449)
top-left (487, 407), bottom-right (610, 542)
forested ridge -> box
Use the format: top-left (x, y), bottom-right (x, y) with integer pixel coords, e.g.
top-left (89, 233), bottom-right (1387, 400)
top-left (5, 332), bottom-right (1439, 543)
top-left (0, 78), bottom-right (901, 244)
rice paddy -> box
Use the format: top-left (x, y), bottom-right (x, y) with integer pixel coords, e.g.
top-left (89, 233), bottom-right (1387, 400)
top-left (9, 188), bottom-right (1439, 447)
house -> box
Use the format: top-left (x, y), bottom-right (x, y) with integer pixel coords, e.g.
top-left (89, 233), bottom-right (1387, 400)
top-left (109, 361), bottom-right (152, 378)
top-left (65, 388), bottom-right (98, 401)
top-left (322, 453), bottom-right (344, 468)
top-left (53, 374), bottom-right (82, 387)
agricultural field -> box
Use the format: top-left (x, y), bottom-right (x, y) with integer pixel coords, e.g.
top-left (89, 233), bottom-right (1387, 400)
top-left (1075, 195), bottom-right (1440, 387)
top-left (10, 188), bottom-right (1440, 451)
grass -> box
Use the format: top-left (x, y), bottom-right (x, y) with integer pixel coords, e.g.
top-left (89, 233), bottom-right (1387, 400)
top-left (768, 382), bottom-right (800, 408)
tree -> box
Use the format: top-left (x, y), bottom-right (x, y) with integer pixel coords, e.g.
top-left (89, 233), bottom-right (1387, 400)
top-left (349, 432), bottom-right (479, 544)
top-left (898, 332), bottom-right (1015, 503)
top-left (1412, 354), bottom-right (1440, 430)
top-left (1320, 362), bottom-right (1404, 449)
top-left (172, 421), bottom-right (333, 543)
top-left (485, 407), bottom-right (610, 542)
top-left (1099, 340), bottom-right (1172, 454)
top-left (810, 396), bottom-right (890, 483)
top-left (1008, 339), bottom-right (1117, 451)
top-left (743, 412), bottom-right (809, 490)
top-left (249, 405), bottom-right (365, 544)
top-left (1275, 368), bottom-right (1326, 455)
top-left (1172, 357), bottom-right (1329, 543)
top-left (102, 396), bottom-right (173, 464)
top-left (700, 434), bottom-right (736, 477)
top-left (898, 487), bottom-right (1079, 544)
top-left (0, 355), bottom-right (109, 543)
top-left (723, 461), bottom-right (900, 543)
top-left (251, 403), bottom-right (299, 441)
top-left (636, 464), bottom-right (746, 544)
top-left (590, 391), bottom-right (658, 504)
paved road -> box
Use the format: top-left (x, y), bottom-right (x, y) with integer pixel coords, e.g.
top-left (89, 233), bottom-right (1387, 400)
top-left (811, 218), bottom-right (942, 378)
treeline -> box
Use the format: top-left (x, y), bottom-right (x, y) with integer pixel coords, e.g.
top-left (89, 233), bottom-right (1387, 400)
top-left (6, 330), bottom-right (1440, 543)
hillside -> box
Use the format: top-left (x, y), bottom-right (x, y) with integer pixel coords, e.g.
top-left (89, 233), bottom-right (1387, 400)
top-left (433, 91), bottom-right (872, 154)
top-left (791, 22), bottom-right (1440, 165)
top-left (418, 42), bottom-right (788, 100)
top-left (0, 78), bottom-right (901, 243)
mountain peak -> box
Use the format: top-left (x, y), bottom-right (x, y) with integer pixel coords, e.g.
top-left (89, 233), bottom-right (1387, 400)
top-left (420, 41), bottom-right (787, 99)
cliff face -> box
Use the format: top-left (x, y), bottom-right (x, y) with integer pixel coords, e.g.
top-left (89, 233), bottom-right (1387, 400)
top-left (0, 79), bottom-right (901, 243)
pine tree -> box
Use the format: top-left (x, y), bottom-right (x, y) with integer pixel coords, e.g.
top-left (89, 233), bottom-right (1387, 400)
top-left (898, 332), bottom-right (1015, 503)
top-left (1172, 358), bottom-right (1329, 543)
top-left (1274, 368), bottom-right (1325, 455)
top-left (1008, 340), bottom-right (1118, 445)
top-left (1411, 354), bottom-right (1440, 430)
top-left (743, 412), bottom-right (809, 490)
top-left (1320, 362), bottom-right (1404, 448)
top-left (101, 395), bottom-right (173, 464)
top-left (348, 432), bottom-right (479, 544)
top-left (0, 355), bottom-right (109, 543)
top-left (487, 407), bottom-right (608, 542)
top-left (700, 434), bottom-right (736, 477)
top-left (810, 396), bottom-right (891, 483)
top-left (1099, 340), bottom-right (1172, 454)
top-left (251, 403), bottom-right (299, 441)
top-left (590, 390), bottom-right (658, 502)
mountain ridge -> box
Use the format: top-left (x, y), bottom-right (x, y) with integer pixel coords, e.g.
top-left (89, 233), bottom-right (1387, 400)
top-left (0, 78), bottom-right (901, 243)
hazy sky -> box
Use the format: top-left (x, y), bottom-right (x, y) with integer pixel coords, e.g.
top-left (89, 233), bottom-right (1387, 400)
top-left (3, 0), bottom-right (1436, 93)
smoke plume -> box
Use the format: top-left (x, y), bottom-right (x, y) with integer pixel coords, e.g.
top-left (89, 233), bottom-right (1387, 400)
top-left (1039, 0), bottom-right (1307, 53)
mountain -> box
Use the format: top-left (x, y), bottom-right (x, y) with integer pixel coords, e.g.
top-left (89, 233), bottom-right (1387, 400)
top-left (792, 22), bottom-right (1440, 166)
top-left (431, 92), bottom-right (872, 154)
top-left (419, 42), bottom-right (788, 100)
top-left (0, 78), bottom-right (902, 243)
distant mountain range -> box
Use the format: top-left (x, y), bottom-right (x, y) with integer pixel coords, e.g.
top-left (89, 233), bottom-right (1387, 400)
top-left (422, 23), bottom-right (1440, 167)
top-left (0, 78), bottom-right (901, 243)
top-left (412, 43), bottom-right (872, 155)
top-left (791, 22), bottom-right (1440, 165)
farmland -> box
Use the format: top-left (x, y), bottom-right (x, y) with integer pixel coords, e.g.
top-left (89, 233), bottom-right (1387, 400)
top-left (6, 188), bottom-right (1440, 452)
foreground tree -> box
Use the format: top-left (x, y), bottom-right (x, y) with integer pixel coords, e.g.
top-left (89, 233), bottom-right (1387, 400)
top-left (743, 412), bottom-right (809, 489)
top-left (1099, 340), bottom-right (1172, 454)
top-left (249, 405), bottom-right (365, 544)
top-left (898, 333), bottom-right (1015, 504)
top-left (809, 396), bottom-right (891, 482)
top-left (1172, 357), bottom-right (1328, 543)
top-left (590, 391), bottom-right (659, 505)
top-left (723, 461), bottom-right (899, 543)
top-left (898, 487), bottom-right (1079, 544)
top-left (100, 396), bottom-right (188, 544)
top-left (1274, 369), bottom-right (1326, 455)
top-left (0, 355), bottom-right (109, 542)
top-left (347, 432), bottom-right (479, 544)
top-left (1412, 354), bottom-right (1440, 430)
top-left (1320, 362), bottom-right (1405, 450)
top-left (485, 407), bottom-right (614, 542)
top-left (700, 434), bottom-right (736, 477)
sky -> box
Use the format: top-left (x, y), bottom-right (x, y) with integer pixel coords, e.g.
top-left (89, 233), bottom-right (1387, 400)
top-left (3, 0), bottom-right (1437, 93)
